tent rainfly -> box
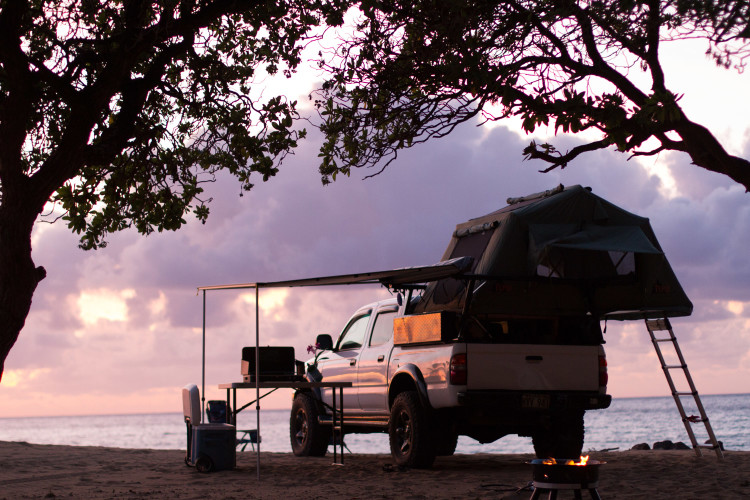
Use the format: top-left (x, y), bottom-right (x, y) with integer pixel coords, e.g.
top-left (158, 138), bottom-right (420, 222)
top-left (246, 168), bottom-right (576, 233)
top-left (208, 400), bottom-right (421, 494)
top-left (413, 184), bottom-right (692, 320)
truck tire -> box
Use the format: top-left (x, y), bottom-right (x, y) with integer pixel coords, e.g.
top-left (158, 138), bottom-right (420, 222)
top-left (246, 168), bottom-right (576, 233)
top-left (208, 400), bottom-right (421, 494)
top-left (532, 410), bottom-right (585, 459)
top-left (435, 428), bottom-right (459, 456)
top-left (389, 391), bottom-right (437, 468)
top-left (290, 392), bottom-right (331, 457)
top-left (433, 416), bottom-right (458, 456)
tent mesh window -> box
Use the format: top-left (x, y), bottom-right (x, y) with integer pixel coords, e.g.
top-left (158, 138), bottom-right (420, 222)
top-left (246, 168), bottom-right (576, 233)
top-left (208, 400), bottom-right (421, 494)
top-left (536, 248), bottom-right (636, 280)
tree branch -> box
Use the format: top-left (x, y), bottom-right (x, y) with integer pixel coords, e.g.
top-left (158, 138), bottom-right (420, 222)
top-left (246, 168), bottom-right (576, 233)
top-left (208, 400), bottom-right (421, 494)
top-left (524, 138), bottom-right (613, 172)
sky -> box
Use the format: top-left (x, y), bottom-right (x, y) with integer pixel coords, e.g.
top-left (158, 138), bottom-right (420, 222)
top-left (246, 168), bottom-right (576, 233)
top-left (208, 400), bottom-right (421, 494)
top-left (1, 37), bottom-right (749, 418)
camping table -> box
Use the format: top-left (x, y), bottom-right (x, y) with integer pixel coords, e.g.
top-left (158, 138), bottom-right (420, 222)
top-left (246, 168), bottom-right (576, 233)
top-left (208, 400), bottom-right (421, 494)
top-left (218, 381), bottom-right (352, 472)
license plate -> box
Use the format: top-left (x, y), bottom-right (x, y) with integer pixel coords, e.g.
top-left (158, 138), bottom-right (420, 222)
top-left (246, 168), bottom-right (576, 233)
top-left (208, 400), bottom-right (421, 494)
top-left (522, 394), bottom-right (550, 409)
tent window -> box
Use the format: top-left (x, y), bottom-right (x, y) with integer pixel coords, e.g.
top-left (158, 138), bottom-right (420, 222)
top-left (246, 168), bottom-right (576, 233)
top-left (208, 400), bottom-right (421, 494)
top-left (537, 248), bottom-right (564, 278)
top-left (537, 248), bottom-right (636, 279)
top-left (450, 230), bottom-right (494, 265)
top-left (609, 251), bottom-right (635, 275)
top-left (430, 229), bottom-right (496, 305)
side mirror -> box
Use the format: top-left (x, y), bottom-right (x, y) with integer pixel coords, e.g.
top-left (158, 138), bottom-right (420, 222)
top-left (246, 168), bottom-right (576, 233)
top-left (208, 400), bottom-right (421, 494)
top-left (316, 334), bottom-right (334, 351)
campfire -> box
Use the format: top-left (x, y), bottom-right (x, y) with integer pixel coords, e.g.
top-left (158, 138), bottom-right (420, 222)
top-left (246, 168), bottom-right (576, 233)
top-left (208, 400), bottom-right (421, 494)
top-left (528, 456), bottom-right (604, 499)
top-left (541, 455), bottom-right (590, 466)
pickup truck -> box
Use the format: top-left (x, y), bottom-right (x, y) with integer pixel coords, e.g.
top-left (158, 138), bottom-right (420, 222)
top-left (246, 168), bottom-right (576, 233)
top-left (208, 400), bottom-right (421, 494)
top-left (290, 296), bottom-right (611, 468)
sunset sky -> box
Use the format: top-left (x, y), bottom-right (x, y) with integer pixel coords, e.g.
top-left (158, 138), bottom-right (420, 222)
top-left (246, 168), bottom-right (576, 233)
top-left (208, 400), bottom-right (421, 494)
top-left (1, 38), bottom-right (749, 418)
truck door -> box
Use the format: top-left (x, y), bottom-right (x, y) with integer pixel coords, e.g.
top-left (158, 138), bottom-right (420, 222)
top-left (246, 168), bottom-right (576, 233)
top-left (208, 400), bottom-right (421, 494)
top-left (357, 307), bottom-right (397, 412)
top-left (315, 310), bottom-right (371, 412)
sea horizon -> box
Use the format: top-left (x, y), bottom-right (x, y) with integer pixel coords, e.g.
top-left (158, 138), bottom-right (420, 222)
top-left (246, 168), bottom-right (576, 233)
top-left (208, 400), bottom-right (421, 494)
top-left (2, 391), bottom-right (748, 420)
top-left (1, 393), bottom-right (747, 454)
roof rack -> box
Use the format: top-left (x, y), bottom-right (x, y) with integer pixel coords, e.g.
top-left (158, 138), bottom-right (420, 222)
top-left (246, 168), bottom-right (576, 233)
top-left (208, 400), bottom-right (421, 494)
top-left (506, 183), bottom-right (565, 205)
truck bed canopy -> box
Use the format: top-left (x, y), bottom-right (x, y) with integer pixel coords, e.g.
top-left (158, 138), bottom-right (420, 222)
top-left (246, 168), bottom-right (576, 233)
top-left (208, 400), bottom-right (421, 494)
top-left (413, 184), bottom-right (692, 320)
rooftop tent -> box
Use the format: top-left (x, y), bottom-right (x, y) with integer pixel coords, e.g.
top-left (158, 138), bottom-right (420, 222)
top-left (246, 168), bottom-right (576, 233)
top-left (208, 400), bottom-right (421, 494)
top-left (413, 185), bottom-right (692, 320)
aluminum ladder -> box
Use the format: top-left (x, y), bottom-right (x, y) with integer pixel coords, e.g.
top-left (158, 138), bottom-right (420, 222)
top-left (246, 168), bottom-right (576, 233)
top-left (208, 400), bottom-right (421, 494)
top-left (645, 318), bottom-right (723, 459)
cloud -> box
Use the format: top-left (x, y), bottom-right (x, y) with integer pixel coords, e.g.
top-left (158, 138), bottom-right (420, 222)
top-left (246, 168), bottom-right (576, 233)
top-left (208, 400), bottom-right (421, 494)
top-left (3, 102), bottom-right (750, 417)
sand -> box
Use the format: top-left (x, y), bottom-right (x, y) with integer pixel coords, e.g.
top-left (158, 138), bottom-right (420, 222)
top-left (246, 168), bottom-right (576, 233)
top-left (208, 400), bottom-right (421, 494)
top-left (0, 441), bottom-right (747, 499)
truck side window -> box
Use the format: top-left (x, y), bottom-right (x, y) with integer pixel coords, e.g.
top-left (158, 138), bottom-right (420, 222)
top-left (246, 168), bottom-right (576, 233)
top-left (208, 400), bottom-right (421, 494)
top-left (370, 311), bottom-right (396, 347)
top-left (338, 313), bottom-right (371, 350)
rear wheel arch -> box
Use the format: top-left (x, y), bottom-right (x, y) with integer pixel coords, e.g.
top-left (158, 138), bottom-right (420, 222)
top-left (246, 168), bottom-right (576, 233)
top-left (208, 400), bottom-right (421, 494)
top-left (388, 366), bottom-right (430, 410)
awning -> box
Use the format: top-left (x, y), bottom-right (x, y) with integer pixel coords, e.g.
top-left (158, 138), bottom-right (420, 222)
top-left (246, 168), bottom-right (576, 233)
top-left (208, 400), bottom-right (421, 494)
top-left (197, 255), bottom-right (474, 292)
top-left (195, 254), bottom-right (474, 479)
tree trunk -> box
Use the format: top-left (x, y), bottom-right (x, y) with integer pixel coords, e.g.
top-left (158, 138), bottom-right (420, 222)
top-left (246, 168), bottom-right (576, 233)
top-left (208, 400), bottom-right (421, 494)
top-left (0, 206), bottom-right (46, 382)
top-left (675, 119), bottom-right (750, 192)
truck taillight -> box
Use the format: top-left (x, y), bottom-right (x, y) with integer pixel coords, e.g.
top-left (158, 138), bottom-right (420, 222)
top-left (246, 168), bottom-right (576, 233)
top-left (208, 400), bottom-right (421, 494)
top-left (450, 353), bottom-right (467, 385)
top-left (599, 355), bottom-right (608, 388)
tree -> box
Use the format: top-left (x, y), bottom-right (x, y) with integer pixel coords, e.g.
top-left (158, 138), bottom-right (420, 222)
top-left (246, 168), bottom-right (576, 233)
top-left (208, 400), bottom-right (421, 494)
top-left (315, 0), bottom-right (750, 189)
top-left (0, 0), bottom-right (344, 380)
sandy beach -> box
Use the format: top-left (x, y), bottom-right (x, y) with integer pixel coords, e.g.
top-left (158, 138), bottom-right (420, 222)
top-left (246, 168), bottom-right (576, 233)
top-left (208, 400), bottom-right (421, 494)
top-left (0, 441), bottom-right (747, 499)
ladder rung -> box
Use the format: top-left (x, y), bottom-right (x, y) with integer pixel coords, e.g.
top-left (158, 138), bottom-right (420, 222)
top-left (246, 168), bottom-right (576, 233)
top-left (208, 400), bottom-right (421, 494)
top-left (697, 444), bottom-right (719, 449)
top-left (664, 365), bottom-right (687, 369)
top-left (646, 318), bottom-right (671, 331)
top-left (653, 337), bottom-right (674, 343)
top-left (674, 391), bottom-right (697, 396)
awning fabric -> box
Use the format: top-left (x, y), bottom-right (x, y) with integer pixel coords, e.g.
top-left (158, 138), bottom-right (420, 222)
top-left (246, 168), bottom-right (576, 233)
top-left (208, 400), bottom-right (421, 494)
top-left (197, 256), bottom-right (474, 292)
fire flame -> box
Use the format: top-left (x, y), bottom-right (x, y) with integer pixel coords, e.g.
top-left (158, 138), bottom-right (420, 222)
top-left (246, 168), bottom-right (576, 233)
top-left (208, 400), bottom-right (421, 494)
top-left (542, 455), bottom-right (590, 466)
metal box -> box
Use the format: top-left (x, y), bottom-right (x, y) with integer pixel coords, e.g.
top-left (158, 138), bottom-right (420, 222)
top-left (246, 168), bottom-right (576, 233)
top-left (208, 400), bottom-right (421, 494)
top-left (393, 312), bottom-right (457, 346)
top-left (240, 346), bottom-right (297, 382)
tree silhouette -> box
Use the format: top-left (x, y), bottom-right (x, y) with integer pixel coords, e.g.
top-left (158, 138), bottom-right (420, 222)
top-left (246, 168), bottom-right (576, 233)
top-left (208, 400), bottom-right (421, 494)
top-left (0, 0), bottom-right (343, 379)
top-left (316, 0), bottom-right (750, 188)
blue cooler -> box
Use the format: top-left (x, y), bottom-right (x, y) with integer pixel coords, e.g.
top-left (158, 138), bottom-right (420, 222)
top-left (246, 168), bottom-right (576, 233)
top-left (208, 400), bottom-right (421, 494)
top-left (190, 423), bottom-right (236, 472)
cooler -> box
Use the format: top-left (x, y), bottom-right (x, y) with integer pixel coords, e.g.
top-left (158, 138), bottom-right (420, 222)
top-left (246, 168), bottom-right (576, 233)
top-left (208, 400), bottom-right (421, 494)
top-left (190, 423), bottom-right (236, 472)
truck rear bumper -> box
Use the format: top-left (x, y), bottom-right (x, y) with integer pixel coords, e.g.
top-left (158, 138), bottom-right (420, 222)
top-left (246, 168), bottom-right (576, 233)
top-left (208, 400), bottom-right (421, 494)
top-left (456, 390), bottom-right (611, 411)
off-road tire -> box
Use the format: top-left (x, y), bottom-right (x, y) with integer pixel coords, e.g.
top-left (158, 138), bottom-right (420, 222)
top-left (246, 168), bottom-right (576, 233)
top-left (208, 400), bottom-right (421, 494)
top-left (388, 391), bottom-right (437, 468)
top-left (435, 427), bottom-right (459, 456)
top-left (532, 410), bottom-right (585, 459)
top-left (290, 392), bottom-right (331, 456)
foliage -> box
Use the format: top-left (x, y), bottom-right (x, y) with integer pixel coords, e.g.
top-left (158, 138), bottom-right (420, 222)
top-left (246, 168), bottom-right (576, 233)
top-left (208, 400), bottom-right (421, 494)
top-left (315, 0), bottom-right (750, 189)
top-left (0, 0), bottom-right (343, 249)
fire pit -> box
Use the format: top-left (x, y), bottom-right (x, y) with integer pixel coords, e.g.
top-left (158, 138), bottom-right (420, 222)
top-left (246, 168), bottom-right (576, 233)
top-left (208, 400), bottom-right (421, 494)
top-left (527, 456), bottom-right (604, 499)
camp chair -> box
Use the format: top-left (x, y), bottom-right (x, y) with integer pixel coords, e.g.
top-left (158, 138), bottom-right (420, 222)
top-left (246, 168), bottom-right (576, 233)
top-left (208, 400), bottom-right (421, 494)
top-left (237, 429), bottom-right (261, 452)
top-left (329, 433), bottom-right (351, 454)
top-left (206, 399), bottom-right (260, 452)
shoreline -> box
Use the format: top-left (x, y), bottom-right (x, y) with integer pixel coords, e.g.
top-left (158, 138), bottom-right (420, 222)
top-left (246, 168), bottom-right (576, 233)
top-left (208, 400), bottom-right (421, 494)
top-left (1, 441), bottom-right (748, 499)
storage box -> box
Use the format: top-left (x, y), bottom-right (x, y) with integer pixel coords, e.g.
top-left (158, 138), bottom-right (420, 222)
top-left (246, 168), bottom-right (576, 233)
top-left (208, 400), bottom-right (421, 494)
top-left (240, 346), bottom-right (298, 381)
top-left (393, 312), bottom-right (457, 346)
top-left (190, 424), bottom-right (236, 472)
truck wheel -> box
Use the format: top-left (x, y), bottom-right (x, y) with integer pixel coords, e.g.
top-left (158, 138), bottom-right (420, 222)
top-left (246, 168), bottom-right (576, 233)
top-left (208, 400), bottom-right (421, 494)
top-left (389, 391), bottom-right (436, 468)
top-left (290, 392), bottom-right (331, 457)
top-left (532, 410), bottom-right (585, 459)
top-left (432, 414), bottom-right (458, 456)
top-left (435, 427), bottom-right (459, 456)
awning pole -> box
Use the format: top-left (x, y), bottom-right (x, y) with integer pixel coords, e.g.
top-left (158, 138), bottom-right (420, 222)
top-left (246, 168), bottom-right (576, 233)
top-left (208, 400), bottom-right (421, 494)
top-left (255, 285), bottom-right (261, 480)
top-left (201, 290), bottom-right (206, 420)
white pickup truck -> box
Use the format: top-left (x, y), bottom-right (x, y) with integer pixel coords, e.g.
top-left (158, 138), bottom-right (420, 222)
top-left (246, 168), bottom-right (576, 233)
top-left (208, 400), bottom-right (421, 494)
top-left (290, 296), bottom-right (611, 468)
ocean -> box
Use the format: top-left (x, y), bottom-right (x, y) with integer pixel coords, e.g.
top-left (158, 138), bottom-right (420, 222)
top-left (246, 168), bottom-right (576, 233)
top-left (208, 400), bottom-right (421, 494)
top-left (1, 393), bottom-right (747, 454)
